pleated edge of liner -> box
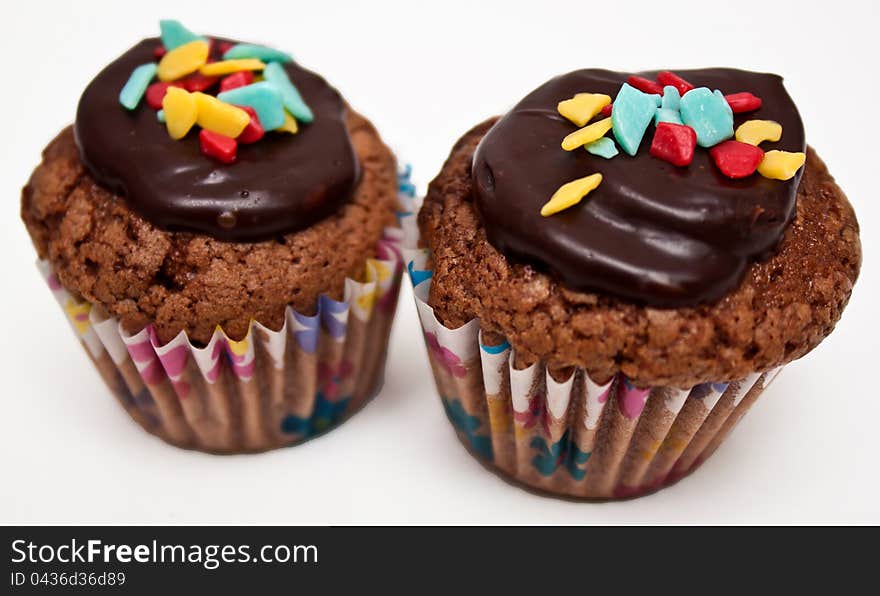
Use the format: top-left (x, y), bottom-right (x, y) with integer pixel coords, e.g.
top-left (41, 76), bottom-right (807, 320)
top-left (398, 188), bottom-right (786, 498)
top-left (36, 162), bottom-right (416, 386)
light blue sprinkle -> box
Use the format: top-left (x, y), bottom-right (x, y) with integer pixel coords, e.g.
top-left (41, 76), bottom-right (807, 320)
top-left (223, 43), bottom-right (293, 63)
top-left (480, 340), bottom-right (510, 355)
top-left (217, 82), bottom-right (286, 130)
top-left (159, 19), bottom-right (205, 51)
top-left (661, 86), bottom-right (680, 111)
top-left (654, 107), bottom-right (683, 126)
top-left (679, 87), bottom-right (734, 148)
top-left (118, 63), bottom-right (157, 110)
top-left (157, 109), bottom-right (165, 123)
top-left (585, 136), bottom-right (618, 159)
top-left (611, 83), bottom-right (658, 156)
top-left (263, 62), bottom-right (314, 123)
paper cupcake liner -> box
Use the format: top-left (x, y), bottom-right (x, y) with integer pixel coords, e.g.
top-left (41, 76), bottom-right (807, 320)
top-left (400, 193), bottom-right (784, 499)
top-left (36, 166), bottom-right (413, 454)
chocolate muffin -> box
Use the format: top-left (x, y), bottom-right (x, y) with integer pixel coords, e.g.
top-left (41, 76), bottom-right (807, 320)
top-left (22, 20), bottom-right (405, 453)
top-left (406, 68), bottom-right (860, 499)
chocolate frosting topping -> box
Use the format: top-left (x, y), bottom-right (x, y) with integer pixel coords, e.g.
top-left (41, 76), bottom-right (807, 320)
top-left (75, 38), bottom-right (358, 241)
top-left (472, 68), bottom-right (805, 306)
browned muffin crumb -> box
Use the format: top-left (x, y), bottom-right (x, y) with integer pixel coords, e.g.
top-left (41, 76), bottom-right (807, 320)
top-left (420, 119), bottom-right (861, 388)
top-left (22, 110), bottom-right (397, 345)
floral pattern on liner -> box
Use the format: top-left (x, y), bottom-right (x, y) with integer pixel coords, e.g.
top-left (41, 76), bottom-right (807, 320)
top-left (399, 191), bottom-right (785, 499)
top-left (36, 166), bottom-right (413, 454)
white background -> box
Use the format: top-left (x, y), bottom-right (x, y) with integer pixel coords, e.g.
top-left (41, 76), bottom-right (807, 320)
top-left (2, 0), bottom-right (878, 524)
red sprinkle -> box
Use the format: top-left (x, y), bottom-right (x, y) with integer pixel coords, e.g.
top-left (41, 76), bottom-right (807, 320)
top-left (657, 71), bottom-right (695, 95)
top-left (649, 122), bottom-right (697, 167)
top-left (144, 82), bottom-right (184, 110)
top-left (236, 106), bottom-right (265, 144)
top-left (600, 103), bottom-right (613, 117)
top-left (216, 41), bottom-right (235, 57)
top-left (180, 71), bottom-right (219, 93)
top-left (627, 75), bottom-right (664, 96)
top-left (724, 92), bottom-right (762, 113)
top-left (200, 130), bottom-right (238, 163)
top-left (220, 70), bottom-right (255, 92)
top-left (709, 141), bottom-right (764, 178)
top-left (153, 45), bottom-right (166, 59)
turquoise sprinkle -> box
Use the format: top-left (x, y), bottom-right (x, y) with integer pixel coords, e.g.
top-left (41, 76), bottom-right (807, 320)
top-left (654, 107), bottom-right (683, 126)
top-left (217, 82), bottom-right (285, 130)
top-left (118, 63), bottom-right (157, 110)
top-left (223, 43), bottom-right (293, 63)
top-left (480, 341), bottom-right (510, 355)
top-left (661, 86), bottom-right (680, 111)
top-left (157, 109), bottom-right (165, 122)
top-left (611, 83), bottom-right (657, 156)
top-left (679, 87), bottom-right (734, 147)
top-left (263, 62), bottom-right (314, 123)
top-left (585, 136), bottom-right (618, 159)
top-left (159, 19), bottom-right (205, 50)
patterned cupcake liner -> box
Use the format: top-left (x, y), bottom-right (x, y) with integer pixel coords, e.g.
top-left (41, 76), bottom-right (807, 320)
top-left (36, 166), bottom-right (414, 454)
top-left (400, 194), bottom-right (783, 499)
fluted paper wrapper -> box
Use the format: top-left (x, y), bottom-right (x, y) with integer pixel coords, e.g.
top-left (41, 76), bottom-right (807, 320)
top-left (36, 168), bottom-right (413, 454)
top-left (401, 193), bottom-right (784, 499)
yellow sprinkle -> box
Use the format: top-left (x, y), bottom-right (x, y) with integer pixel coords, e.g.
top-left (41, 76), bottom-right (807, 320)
top-left (157, 40), bottom-right (210, 82)
top-left (561, 117), bottom-right (613, 151)
top-left (557, 93), bottom-right (612, 127)
top-left (757, 150), bottom-right (806, 181)
top-left (541, 173), bottom-right (602, 216)
top-left (277, 111), bottom-right (299, 134)
top-left (199, 58), bottom-right (266, 77)
top-left (193, 93), bottom-right (250, 138)
top-left (162, 87), bottom-right (198, 139)
top-left (735, 120), bottom-right (782, 146)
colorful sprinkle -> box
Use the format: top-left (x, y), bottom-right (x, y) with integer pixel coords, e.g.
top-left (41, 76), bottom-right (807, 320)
top-left (159, 19), bottom-right (205, 51)
top-left (611, 83), bottom-right (658, 155)
top-left (263, 62), bottom-right (313, 123)
top-left (235, 106), bottom-right (265, 143)
top-left (119, 63), bottom-right (157, 110)
top-left (193, 92), bottom-right (250, 138)
top-left (161, 86), bottom-right (198, 139)
top-left (654, 107), bottom-right (683, 125)
top-left (735, 119), bottom-right (782, 146)
top-left (199, 129), bottom-right (237, 163)
top-left (709, 140), bottom-right (765, 178)
top-left (219, 70), bottom-right (254, 92)
top-left (585, 137), bottom-right (618, 159)
top-left (649, 122), bottom-right (697, 166)
top-left (541, 173), bottom-right (602, 216)
top-left (217, 81), bottom-right (285, 130)
top-left (725, 92), bottom-right (762, 113)
top-left (157, 109), bottom-right (165, 122)
top-left (661, 86), bottom-right (681, 111)
top-left (657, 71), bottom-right (694, 95)
top-left (561, 117), bottom-right (612, 151)
top-left (600, 103), bottom-right (613, 117)
top-left (179, 71), bottom-right (218, 93)
top-left (679, 88), bottom-right (734, 147)
top-left (145, 81), bottom-right (179, 110)
top-left (557, 93), bottom-right (611, 127)
top-left (223, 43), bottom-right (293, 63)
top-left (757, 150), bottom-right (806, 180)
top-left (200, 58), bottom-right (266, 77)
top-left (157, 39), bottom-right (209, 82)
top-left (627, 75), bottom-right (663, 96)
top-left (277, 111), bottom-right (299, 134)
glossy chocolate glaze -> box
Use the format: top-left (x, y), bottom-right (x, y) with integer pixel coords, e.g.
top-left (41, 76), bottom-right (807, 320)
top-left (75, 38), bottom-right (358, 241)
top-left (472, 69), bottom-right (805, 306)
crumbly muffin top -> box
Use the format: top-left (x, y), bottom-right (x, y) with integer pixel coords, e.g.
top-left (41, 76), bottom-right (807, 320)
top-left (22, 110), bottom-right (397, 345)
top-left (420, 119), bottom-right (860, 387)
